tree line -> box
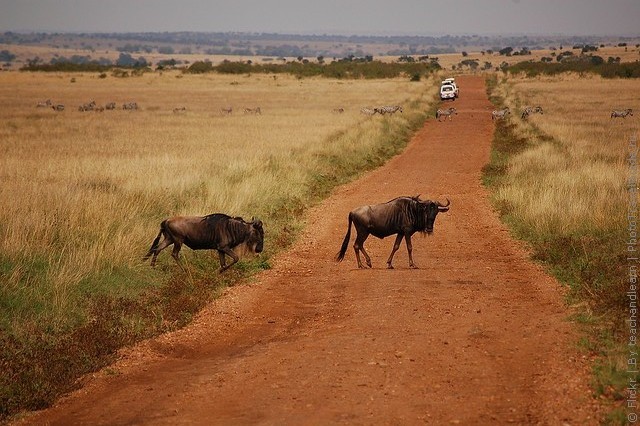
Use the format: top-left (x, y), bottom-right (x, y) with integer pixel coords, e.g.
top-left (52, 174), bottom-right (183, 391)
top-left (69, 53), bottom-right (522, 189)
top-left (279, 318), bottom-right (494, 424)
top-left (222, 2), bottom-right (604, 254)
top-left (19, 54), bottom-right (441, 80)
top-left (507, 56), bottom-right (640, 78)
top-left (184, 58), bottom-right (441, 79)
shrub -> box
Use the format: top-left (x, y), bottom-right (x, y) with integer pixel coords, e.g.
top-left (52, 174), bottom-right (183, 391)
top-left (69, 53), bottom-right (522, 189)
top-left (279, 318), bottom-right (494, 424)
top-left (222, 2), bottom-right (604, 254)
top-left (499, 46), bottom-right (514, 56)
top-left (0, 50), bottom-right (16, 62)
top-left (184, 60), bottom-right (214, 74)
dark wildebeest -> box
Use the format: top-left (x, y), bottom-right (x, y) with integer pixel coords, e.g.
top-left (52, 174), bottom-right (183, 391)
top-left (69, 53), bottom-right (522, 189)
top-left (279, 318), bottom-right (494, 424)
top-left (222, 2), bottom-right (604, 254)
top-left (144, 213), bottom-right (264, 273)
top-left (336, 196), bottom-right (450, 269)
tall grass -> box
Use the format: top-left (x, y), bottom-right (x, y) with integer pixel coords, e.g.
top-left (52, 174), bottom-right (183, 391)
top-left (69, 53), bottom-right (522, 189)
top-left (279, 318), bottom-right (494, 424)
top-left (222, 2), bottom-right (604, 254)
top-left (0, 70), bottom-right (439, 419)
top-left (485, 73), bottom-right (639, 422)
top-left (490, 75), bottom-right (635, 236)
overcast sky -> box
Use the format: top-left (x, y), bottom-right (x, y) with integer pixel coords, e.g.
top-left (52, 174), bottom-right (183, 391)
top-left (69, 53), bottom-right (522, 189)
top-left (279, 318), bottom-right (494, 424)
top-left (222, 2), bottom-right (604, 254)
top-left (0, 0), bottom-right (638, 36)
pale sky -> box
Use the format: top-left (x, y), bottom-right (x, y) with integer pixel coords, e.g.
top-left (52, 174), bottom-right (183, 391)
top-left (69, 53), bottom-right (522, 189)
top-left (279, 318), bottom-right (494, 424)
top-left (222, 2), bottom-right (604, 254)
top-left (0, 0), bottom-right (638, 36)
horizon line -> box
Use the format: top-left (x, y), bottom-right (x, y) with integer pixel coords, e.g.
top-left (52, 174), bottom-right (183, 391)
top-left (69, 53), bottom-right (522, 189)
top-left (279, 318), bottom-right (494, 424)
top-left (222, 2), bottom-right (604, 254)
top-left (3, 29), bottom-right (640, 39)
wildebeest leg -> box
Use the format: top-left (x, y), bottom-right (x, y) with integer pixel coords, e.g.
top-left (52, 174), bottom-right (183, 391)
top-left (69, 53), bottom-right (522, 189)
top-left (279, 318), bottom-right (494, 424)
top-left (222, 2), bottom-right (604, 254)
top-left (405, 234), bottom-right (417, 268)
top-left (143, 228), bottom-right (164, 263)
top-left (218, 251), bottom-right (227, 270)
top-left (150, 238), bottom-right (173, 266)
top-left (171, 241), bottom-right (185, 271)
top-left (146, 230), bottom-right (175, 267)
top-left (386, 233), bottom-right (404, 269)
top-left (359, 245), bottom-right (372, 268)
top-left (353, 231), bottom-right (372, 268)
top-left (218, 247), bottom-right (239, 273)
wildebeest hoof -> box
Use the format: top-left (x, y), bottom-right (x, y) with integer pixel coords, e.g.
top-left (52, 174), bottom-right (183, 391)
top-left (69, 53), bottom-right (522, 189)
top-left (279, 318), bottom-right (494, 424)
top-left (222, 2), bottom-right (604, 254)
top-left (387, 264), bottom-right (394, 269)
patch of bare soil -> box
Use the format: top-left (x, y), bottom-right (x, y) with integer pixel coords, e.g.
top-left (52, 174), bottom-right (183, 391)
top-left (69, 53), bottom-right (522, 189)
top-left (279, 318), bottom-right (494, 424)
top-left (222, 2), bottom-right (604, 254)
top-left (17, 76), bottom-right (600, 425)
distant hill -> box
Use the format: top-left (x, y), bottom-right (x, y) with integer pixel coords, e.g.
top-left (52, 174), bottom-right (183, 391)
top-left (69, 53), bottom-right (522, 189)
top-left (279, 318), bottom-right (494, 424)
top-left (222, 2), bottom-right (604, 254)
top-left (2, 31), bottom-right (639, 58)
top-left (1, 31), bottom-right (638, 71)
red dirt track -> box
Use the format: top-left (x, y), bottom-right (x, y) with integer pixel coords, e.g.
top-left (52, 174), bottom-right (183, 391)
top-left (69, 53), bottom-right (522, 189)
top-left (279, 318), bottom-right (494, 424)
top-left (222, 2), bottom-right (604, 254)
top-left (19, 76), bottom-right (598, 425)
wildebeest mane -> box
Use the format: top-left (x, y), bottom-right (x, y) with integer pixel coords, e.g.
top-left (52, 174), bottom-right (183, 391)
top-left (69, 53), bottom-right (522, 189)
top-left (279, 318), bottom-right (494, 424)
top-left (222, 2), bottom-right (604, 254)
top-left (386, 195), bottom-right (428, 233)
top-left (201, 213), bottom-right (248, 244)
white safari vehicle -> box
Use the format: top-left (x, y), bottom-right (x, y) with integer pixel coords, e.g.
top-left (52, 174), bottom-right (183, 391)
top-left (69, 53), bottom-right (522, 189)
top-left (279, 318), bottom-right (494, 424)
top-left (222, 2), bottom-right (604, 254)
top-left (440, 78), bottom-right (459, 101)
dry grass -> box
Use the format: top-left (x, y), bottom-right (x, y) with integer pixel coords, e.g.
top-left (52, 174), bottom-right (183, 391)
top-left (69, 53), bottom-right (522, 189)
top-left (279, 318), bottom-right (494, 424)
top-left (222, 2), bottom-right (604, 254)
top-left (486, 73), bottom-right (639, 420)
top-left (0, 70), bottom-right (436, 332)
top-left (491, 73), bottom-right (638, 237)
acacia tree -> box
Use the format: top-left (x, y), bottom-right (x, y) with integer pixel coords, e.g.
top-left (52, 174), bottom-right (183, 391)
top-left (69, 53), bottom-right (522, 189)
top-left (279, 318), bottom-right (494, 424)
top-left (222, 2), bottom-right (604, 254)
top-left (0, 50), bottom-right (16, 62)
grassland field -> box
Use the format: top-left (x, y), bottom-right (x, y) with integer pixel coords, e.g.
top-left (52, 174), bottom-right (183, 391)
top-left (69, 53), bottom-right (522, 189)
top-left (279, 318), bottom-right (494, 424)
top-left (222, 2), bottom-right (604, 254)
top-left (0, 69), bottom-right (441, 329)
top-left (486, 72), bottom-right (639, 422)
top-left (2, 53), bottom-right (639, 420)
top-left (0, 69), bottom-right (439, 418)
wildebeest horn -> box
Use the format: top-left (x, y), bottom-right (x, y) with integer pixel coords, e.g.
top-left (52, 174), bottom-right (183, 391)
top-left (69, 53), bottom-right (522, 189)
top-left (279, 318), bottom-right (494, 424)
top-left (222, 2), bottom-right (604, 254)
top-left (438, 198), bottom-right (451, 211)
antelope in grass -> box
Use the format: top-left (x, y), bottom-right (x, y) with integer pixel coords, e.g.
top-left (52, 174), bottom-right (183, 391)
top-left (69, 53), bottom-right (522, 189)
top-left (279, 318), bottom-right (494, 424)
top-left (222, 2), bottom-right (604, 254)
top-left (492, 107), bottom-right (510, 120)
top-left (611, 108), bottom-right (633, 119)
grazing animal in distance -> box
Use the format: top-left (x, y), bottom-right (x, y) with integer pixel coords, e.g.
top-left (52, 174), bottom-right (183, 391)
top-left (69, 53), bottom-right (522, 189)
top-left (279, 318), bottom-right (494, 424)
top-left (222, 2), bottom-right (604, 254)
top-left (360, 107), bottom-right (376, 115)
top-left (243, 107), bottom-right (262, 114)
top-left (78, 100), bottom-right (96, 112)
top-left (336, 196), bottom-right (450, 269)
top-left (611, 108), bottom-right (633, 119)
top-left (436, 107), bottom-right (457, 122)
top-left (36, 99), bottom-right (52, 108)
top-left (492, 107), bottom-right (510, 120)
top-left (521, 105), bottom-right (543, 119)
top-left (144, 214), bottom-right (264, 273)
top-left (333, 107), bottom-right (345, 113)
top-left (374, 105), bottom-right (403, 115)
top-left (220, 107), bottom-right (233, 115)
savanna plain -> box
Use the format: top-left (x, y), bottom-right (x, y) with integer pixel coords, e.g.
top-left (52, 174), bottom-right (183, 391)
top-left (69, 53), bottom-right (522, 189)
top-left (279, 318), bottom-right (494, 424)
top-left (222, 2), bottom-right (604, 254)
top-left (487, 72), bottom-right (639, 423)
top-left (0, 70), bottom-right (437, 419)
top-left (0, 59), bottom-right (638, 423)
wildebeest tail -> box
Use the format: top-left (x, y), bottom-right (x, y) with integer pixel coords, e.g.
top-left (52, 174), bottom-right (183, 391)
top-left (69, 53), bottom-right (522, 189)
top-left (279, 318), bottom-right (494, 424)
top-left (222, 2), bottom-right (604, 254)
top-left (336, 213), bottom-right (353, 262)
top-left (143, 221), bottom-right (165, 260)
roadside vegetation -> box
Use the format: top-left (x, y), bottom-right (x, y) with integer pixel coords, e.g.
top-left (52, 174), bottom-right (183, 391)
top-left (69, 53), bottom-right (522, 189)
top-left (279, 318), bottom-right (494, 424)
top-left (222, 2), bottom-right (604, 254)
top-left (0, 69), bottom-right (440, 420)
top-left (485, 72), bottom-right (639, 424)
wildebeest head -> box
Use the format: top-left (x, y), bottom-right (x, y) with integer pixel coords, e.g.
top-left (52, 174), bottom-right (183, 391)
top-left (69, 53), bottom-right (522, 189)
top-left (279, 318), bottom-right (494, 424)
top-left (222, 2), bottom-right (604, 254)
top-left (247, 218), bottom-right (264, 253)
top-left (420, 198), bottom-right (450, 234)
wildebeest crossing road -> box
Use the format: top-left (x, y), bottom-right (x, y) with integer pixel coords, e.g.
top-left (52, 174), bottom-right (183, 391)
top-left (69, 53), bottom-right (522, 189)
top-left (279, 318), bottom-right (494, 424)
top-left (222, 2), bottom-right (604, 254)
top-left (19, 76), bottom-right (598, 425)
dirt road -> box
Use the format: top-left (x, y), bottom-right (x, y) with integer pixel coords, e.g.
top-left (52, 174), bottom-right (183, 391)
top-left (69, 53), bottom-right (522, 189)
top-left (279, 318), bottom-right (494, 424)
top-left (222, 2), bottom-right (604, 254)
top-left (19, 76), bottom-right (599, 425)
